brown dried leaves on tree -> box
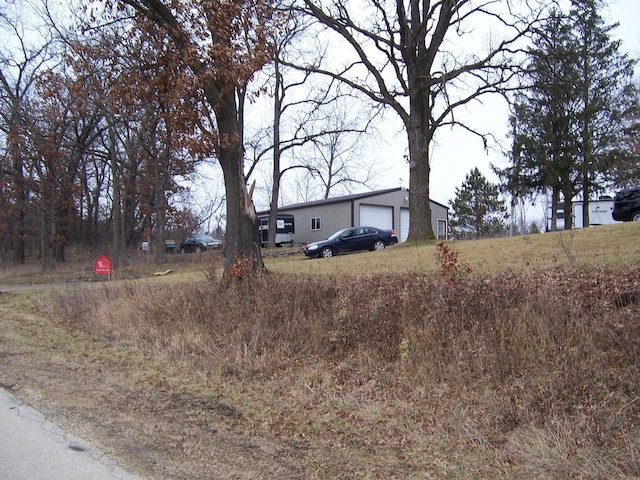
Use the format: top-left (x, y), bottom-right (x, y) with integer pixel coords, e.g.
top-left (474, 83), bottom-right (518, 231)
top-left (98, 0), bottom-right (278, 274)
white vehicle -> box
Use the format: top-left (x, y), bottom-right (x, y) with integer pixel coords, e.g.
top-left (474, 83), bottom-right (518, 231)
top-left (258, 214), bottom-right (295, 247)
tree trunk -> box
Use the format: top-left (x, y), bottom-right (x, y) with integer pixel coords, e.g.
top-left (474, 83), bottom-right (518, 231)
top-left (154, 147), bottom-right (169, 265)
top-left (550, 187), bottom-right (559, 232)
top-left (12, 167), bottom-right (26, 263)
top-left (40, 205), bottom-right (48, 271)
top-left (562, 184), bottom-right (573, 230)
top-left (108, 117), bottom-right (122, 269)
top-left (210, 87), bottom-right (262, 276)
top-left (582, 124), bottom-right (591, 229)
top-left (39, 197), bottom-right (55, 272)
top-left (582, 192), bottom-right (589, 227)
top-left (53, 216), bottom-right (66, 262)
top-left (267, 58), bottom-right (283, 249)
top-left (221, 146), bottom-right (263, 274)
top-left (13, 207), bottom-right (26, 263)
top-left (406, 92), bottom-right (435, 242)
top-left (112, 171), bottom-right (122, 268)
top-left (267, 170), bottom-right (281, 249)
top-left (9, 120), bottom-right (26, 263)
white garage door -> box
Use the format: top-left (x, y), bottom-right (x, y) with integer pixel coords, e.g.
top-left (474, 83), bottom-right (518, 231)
top-left (400, 208), bottom-right (410, 243)
top-left (360, 204), bottom-right (393, 231)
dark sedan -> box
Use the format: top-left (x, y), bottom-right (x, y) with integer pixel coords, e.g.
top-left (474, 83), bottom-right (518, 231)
top-left (179, 234), bottom-right (222, 253)
top-left (303, 226), bottom-right (398, 258)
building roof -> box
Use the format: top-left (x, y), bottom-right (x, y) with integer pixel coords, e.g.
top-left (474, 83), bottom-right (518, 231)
top-left (257, 187), bottom-right (448, 215)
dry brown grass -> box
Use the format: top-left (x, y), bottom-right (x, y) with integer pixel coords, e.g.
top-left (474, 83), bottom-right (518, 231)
top-left (2, 222), bottom-right (640, 479)
top-left (264, 221), bottom-right (640, 276)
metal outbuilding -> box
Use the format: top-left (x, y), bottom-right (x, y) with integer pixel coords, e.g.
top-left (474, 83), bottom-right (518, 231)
top-left (258, 187), bottom-right (448, 245)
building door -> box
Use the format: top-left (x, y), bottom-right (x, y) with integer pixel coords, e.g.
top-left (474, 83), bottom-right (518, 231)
top-left (437, 219), bottom-right (448, 240)
top-left (400, 208), bottom-right (409, 243)
top-left (359, 204), bottom-right (393, 230)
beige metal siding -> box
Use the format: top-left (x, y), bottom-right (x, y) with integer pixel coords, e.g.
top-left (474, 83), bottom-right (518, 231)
top-left (279, 203), bottom-right (351, 244)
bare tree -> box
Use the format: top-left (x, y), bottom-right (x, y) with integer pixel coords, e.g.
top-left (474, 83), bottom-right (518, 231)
top-left (263, 15), bottom-right (316, 248)
top-left (246, 11), bottom-right (378, 247)
top-left (297, 0), bottom-right (546, 240)
top-left (302, 102), bottom-right (376, 198)
top-left (0, 3), bottom-right (57, 262)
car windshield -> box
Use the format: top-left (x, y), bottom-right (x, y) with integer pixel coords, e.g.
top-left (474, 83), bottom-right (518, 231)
top-left (195, 235), bottom-right (217, 242)
top-left (328, 229), bottom-right (351, 241)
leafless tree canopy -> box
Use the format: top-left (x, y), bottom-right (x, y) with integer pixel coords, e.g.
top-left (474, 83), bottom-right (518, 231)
top-left (295, 0), bottom-right (547, 240)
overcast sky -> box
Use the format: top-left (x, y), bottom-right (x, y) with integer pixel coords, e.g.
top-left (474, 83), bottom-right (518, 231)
top-left (364, 0), bottom-right (640, 213)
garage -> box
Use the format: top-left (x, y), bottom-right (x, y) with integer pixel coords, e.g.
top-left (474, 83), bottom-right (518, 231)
top-left (360, 204), bottom-right (393, 230)
top-left (262, 187), bottom-right (447, 245)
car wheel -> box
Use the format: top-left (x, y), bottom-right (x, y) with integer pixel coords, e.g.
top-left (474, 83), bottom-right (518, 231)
top-left (373, 240), bottom-right (385, 251)
top-left (632, 212), bottom-right (640, 221)
top-left (320, 246), bottom-right (333, 258)
top-left (180, 248), bottom-right (186, 254)
top-left (195, 246), bottom-right (202, 253)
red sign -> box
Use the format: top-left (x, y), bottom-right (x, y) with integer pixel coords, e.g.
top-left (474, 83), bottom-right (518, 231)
top-left (94, 255), bottom-right (112, 275)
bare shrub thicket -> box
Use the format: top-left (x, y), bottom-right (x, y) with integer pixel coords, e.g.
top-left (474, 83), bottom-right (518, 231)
top-left (46, 264), bottom-right (640, 473)
top-left (435, 240), bottom-right (472, 283)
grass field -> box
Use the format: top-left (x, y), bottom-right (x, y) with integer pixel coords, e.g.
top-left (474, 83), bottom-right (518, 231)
top-left (1, 222), bottom-right (639, 479)
top-left (263, 221), bottom-right (640, 275)
top-left (1, 221), bottom-right (638, 283)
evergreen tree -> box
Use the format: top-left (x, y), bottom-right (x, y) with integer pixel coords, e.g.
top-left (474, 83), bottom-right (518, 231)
top-left (449, 168), bottom-right (508, 240)
top-left (496, 0), bottom-right (638, 229)
top-left (570, 0), bottom-right (639, 226)
top-left (609, 113), bottom-right (640, 187)
top-left (498, 9), bottom-right (578, 230)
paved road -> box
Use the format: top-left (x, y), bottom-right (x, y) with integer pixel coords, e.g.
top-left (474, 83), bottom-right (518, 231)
top-left (0, 388), bottom-right (145, 480)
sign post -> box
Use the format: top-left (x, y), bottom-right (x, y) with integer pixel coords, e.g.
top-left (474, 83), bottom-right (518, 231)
top-left (94, 255), bottom-right (113, 279)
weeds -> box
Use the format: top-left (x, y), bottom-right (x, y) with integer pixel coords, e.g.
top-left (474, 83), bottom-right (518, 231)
top-left (6, 224), bottom-right (640, 478)
top-left (42, 264), bottom-right (640, 477)
top-left (435, 240), bottom-right (472, 283)
top-left (555, 230), bottom-right (577, 266)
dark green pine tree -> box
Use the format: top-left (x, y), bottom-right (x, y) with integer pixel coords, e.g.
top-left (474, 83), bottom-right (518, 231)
top-left (496, 0), bottom-right (638, 230)
top-left (449, 168), bottom-right (508, 240)
top-left (496, 8), bottom-right (580, 231)
top-left (570, 0), bottom-right (639, 227)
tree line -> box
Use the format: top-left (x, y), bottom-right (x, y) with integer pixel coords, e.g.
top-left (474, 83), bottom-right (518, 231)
top-left (0, 0), bottom-right (637, 273)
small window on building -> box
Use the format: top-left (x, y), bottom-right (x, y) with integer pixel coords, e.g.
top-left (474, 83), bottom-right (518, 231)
top-left (311, 217), bottom-right (322, 231)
